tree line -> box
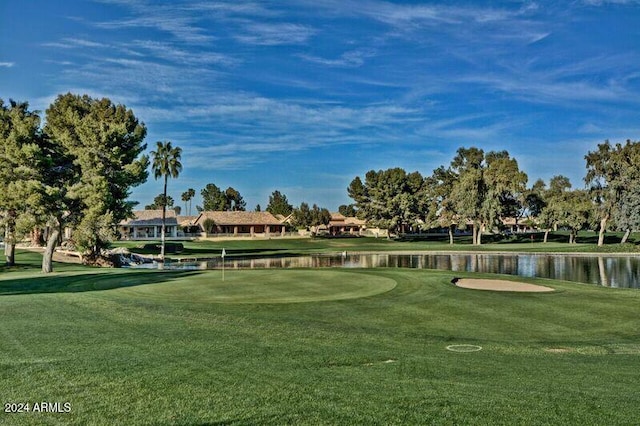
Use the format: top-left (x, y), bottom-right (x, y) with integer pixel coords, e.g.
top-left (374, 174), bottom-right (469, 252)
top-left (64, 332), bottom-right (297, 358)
top-left (4, 93), bottom-right (637, 272)
top-left (1, 95), bottom-right (149, 271)
top-left (0, 91), bottom-right (332, 271)
top-left (348, 143), bottom-right (640, 245)
top-left (160, 186), bottom-right (332, 234)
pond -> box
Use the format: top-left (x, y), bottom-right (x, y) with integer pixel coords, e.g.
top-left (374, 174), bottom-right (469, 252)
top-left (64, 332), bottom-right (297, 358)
top-left (147, 253), bottom-right (640, 289)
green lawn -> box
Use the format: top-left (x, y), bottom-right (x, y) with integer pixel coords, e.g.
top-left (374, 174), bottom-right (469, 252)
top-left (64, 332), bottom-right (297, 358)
top-left (111, 230), bottom-right (640, 260)
top-left (1, 251), bottom-right (640, 424)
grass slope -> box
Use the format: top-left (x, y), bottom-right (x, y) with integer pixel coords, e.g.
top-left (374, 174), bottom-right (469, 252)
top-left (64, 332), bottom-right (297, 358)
top-left (1, 252), bottom-right (640, 424)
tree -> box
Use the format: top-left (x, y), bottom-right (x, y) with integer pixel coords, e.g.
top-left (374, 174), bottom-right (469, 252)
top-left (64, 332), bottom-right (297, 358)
top-left (338, 204), bottom-right (357, 217)
top-left (448, 147), bottom-right (527, 245)
top-left (482, 151), bottom-right (528, 238)
top-left (151, 141), bottom-right (182, 261)
top-left (181, 188), bottom-right (195, 216)
top-left (201, 184), bottom-right (245, 211)
top-left (291, 202), bottom-right (330, 234)
top-left (266, 190), bottom-right (293, 216)
top-left (536, 176), bottom-right (594, 244)
top-left (614, 185), bottom-right (640, 243)
top-left (255, 204), bottom-right (261, 212)
top-left (310, 204), bottom-right (332, 234)
top-left (585, 142), bottom-right (615, 247)
top-left (424, 166), bottom-right (459, 244)
top-left (559, 189), bottom-right (593, 244)
top-left (523, 179), bottom-right (547, 219)
top-left (347, 176), bottom-right (367, 212)
top-left (586, 140), bottom-right (640, 245)
top-left (291, 202), bottom-right (312, 230)
top-left (449, 147), bottom-right (485, 244)
top-left (44, 93), bottom-right (149, 268)
top-left (347, 168), bottom-right (425, 236)
top-left (225, 187), bottom-right (246, 211)
top-left (145, 194), bottom-right (174, 210)
top-left (537, 176), bottom-right (571, 243)
top-left (201, 183), bottom-right (227, 211)
top-left (0, 99), bottom-right (44, 266)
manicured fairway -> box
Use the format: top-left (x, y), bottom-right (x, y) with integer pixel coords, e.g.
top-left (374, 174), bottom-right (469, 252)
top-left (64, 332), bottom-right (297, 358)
top-left (1, 257), bottom-right (640, 424)
top-left (117, 269), bottom-right (397, 304)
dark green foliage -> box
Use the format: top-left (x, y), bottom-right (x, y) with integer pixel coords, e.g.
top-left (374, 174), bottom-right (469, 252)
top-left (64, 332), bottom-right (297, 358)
top-left (291, 202), bottom-right (331, 233)
top-left (347, 168), bottom-right (426, 234)
top-left (201, 183), bottom-right (246, 211)
top-left (538, 176), bottom-right (594, 243)
top-left (266, 190), bottom-right (293, 216)
top-left (145, 193), bottom-right (175, 210)
top-left (0, 99), bottom-right (44, 265)
top-left (45, 93), bottom-right (149, 258)
top-left (450, 148), bottom-right (528, 245)
top-left (201, 183), bottom-right (226, 211)
top-left (338, 204), bottom-right (357, 217)
top-left (585, 140), bottom-right (640, 245)
top-left (225, 187), bottom-right (246, 211)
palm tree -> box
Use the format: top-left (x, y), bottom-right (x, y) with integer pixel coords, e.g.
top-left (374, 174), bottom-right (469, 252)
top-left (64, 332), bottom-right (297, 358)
top-left (182, 188), bottom-right (195, 216)
top-left (151, 141), bottom-right (182, 261)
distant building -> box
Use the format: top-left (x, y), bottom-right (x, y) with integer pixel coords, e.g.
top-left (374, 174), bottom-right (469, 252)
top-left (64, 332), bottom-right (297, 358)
top-left (195, 211), bottom-right (286, 237)
top-left (119, 210), bottom-right (178, 239)
top-left (328, 212), bottom-right (367, 235)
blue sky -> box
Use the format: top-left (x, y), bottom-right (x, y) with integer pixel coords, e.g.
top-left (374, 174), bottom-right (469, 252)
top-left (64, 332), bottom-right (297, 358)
top-left (2, 1), bottom-right (639, 211)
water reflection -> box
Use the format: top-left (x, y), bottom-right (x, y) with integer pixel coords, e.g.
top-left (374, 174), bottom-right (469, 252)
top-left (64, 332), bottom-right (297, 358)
top-left (156, 253), bottom-right (640, 288)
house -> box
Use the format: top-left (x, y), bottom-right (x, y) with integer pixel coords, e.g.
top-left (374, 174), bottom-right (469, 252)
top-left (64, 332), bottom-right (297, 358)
top-left (328, 212), bottom-right (367, 235)
top-left (501, 217), bottom-right (536, 233)
top-left (195, 211), bottom-right (286, 237)
top-left (177, 215), bottom-right (200, 235)
top-left (119, 210), bottom-right (178, 240)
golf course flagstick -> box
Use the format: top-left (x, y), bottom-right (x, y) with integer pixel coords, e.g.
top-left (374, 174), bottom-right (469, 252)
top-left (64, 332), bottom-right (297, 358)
top-left (221, 248), bottom-right (226, 281)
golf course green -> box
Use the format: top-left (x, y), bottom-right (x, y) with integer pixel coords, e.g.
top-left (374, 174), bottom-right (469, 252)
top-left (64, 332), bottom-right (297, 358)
top-left (1, 249), bottom-right (640, 424)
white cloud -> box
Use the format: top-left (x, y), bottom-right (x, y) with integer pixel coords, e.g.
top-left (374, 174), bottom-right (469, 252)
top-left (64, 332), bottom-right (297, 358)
top-left (299, 49), bottom-right (377, 67)
top-left (460, 72), bottom-right (634, 105)
top-left (310, 0), bottom-right (538, 27)
top-left (95, 13), bottom-right (213, 43)
top-left (578, 123), bottom-right (603, 134)
top-left (0, 62), bottom-right (14, 67)
top-left (581, 0), bottom-right (640, 4)
top-left (234, 22), bottom-right (316, 45)
top-left (183, 1), bottom-right (278, 17)
top-left (129, 40), bottom-right (235, 66)
top-left (42, 37), bottom-right (109, 49)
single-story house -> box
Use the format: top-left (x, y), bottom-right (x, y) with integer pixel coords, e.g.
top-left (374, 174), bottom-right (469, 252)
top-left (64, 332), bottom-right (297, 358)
top-left (328, 213), bottom-right (367, 235)
top-left (501, 217), bottom-right (535, 233)
top-left (119, 210), bottom-right (178, 239)
top-left (195, 211), bottom-right (286, 237)
top-left (177, 215), bottom-right (200, 234)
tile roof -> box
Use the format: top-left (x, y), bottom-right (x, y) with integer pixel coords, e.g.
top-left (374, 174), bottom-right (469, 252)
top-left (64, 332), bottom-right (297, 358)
top-left (329, 212), bottom-right (366, 226)
top-left (120, 210), bottom-right (178, 226)
top-left (344, 217), bottom-right (366, 225)
top-left (195, 211), bottom-right (283, 226)
top-left (177, 215), bottom-right (199, 226)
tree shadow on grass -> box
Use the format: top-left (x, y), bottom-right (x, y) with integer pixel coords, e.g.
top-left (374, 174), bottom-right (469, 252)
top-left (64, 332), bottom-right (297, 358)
top-left (0, 270), bottom-right (202, 296)
top-left (131, 246), bottom-right (289, 257)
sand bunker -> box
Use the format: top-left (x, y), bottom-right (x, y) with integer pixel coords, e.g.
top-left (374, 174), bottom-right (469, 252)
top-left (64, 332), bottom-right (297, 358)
top-left (454, 278), bottom-right (554, 292)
